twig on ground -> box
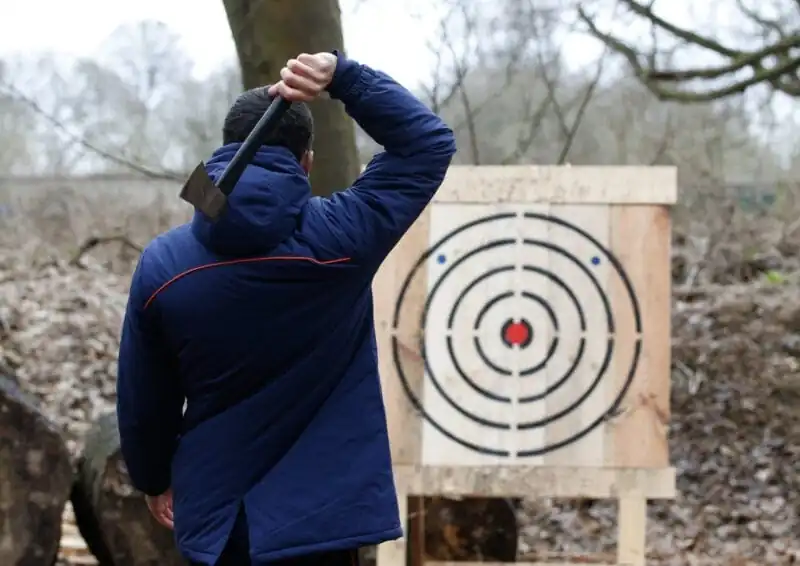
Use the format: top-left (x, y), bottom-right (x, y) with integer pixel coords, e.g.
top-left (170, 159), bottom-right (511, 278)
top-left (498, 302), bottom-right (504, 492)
top-left (68, 235), bottom-right (144, 268)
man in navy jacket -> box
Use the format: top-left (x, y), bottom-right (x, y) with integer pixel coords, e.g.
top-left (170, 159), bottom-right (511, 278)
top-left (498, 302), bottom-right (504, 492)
top-left (115, 50), bottom-right (456, 565)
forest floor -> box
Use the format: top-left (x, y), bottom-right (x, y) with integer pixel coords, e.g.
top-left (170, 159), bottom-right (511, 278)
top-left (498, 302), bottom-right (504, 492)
top-left (2, 186), bottom-right (799, 565)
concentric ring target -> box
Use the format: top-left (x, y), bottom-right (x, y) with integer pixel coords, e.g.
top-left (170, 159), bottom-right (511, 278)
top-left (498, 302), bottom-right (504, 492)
top-left (472, 289), bottom-right (559, 377)
top-left (390, 212), bottom-right (643, 457)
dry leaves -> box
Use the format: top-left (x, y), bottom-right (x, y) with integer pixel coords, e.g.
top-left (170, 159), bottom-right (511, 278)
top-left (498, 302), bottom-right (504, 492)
top-left (2, 187), bottom-right (800, 565)
top-left (0, 246), bottom-right (128, 456)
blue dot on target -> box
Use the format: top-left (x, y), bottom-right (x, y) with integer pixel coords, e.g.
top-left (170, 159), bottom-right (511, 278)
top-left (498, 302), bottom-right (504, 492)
top-left (436, 254), bottom-right (447, 264)
top-left (591, 256), bottom-right (601, 266)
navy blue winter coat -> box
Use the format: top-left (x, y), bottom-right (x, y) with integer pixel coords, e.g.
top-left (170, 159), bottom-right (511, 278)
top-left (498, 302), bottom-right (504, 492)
top-left (115, 52), bottom-right (456, 565)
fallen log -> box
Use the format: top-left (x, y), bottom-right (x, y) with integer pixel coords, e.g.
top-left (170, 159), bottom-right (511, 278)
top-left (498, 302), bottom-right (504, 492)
top-left (72, 411), bottom-right (184, 566)
top-left (0, 373), bottom-right (73, 566)
top-left (424, 496), bottom-right (519, 562)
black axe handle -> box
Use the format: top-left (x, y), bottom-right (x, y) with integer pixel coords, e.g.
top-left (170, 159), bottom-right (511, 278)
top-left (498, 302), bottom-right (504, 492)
top-left (216, 96), bottom-right (292, 195)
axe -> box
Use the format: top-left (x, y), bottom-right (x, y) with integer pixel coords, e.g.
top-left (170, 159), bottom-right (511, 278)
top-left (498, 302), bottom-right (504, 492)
top-left (179, 96), bottom-right (291, 220)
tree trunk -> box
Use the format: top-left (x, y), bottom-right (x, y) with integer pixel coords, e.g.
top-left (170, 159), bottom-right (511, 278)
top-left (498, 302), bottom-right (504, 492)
top-left (71, 411), bottom-right (184, 566)
top-left (0, 374), bottom-right (73, 566)
top-left (222, 0), bottom-right (361, 196)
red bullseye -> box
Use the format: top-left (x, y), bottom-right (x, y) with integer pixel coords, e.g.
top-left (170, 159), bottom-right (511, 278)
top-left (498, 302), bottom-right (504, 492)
top-left (501, 318), bottom-right (533, 348)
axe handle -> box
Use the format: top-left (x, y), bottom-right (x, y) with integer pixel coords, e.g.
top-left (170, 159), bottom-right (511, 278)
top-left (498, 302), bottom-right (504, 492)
top-left (217, 96), bottom-right (292, 195)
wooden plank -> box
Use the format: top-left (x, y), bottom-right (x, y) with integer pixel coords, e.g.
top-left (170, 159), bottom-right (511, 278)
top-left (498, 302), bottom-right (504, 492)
top-left (605, 205), bottom-right (671, 468)
top-left (420, 204), bottom-right (519, 465)
top-left (375, 207), bottom-right (432, 465)
top-left (433, 166), bottom-right (677, 205)
top-left (393, 465), bottom-right (676, 498)
top-left (512, 205), bottom-right (550, 465)
top-left (541, 204), bottom-right (609, 467)
top-left (617, 495), bottom-right (647, 566)
top-left (408, 496), bottom-right (426, 566)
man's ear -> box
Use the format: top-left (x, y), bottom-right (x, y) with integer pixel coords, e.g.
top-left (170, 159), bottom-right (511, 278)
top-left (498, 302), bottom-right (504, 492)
top-left (300, 150), bottom-right (314, 175)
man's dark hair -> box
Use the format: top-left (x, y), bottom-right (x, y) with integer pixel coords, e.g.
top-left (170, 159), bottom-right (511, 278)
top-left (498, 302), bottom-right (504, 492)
top-left (222, 85), bottom-right (314, 161)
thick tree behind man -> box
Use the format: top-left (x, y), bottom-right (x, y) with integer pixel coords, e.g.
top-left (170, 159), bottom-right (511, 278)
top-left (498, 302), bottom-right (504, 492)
top-left (222, 0), bottom-right (361, 195)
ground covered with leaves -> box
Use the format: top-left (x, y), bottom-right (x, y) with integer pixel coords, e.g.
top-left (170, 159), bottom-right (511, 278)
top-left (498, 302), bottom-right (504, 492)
top-left (1, 195), bottom-right (799, 565)
top-left (516, 281), bottom-right (800, 565)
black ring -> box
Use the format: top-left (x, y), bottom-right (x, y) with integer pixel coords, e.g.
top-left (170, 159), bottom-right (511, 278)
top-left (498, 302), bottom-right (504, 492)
top-left (449, 284), bottom-right (515, 401)
top-left (441, 255), bottom-right (592, 405)
top-left (445, 287), bottom-right (560, 403)
top-left (523, 212), bottom-right (641, 332)
top-left (420, 241), bottom-right (515, 430)
top-left (475, 291), bottom-right (558, 359)
top-left (470, 290), bottom-right (560, 378)
top-left (391, 213), bottom-right (642, 457)
top-left (450, 263), bottom-right (591, 405)
top-left (392, 214), bottom-right (516, 456)
top-left (516, 212), bottom-right (642, 457)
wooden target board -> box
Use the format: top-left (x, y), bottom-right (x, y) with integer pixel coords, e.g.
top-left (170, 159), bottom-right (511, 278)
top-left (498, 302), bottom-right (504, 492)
top-left (373, 166), bottom-right (678, 566)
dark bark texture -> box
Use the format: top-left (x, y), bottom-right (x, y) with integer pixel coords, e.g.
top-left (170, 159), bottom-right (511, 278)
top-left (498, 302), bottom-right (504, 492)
top-left (0, 374), bottom-right (73, 566)
top-left (222, 0), bottom-right (362, 196)
top-left (71, 411), bottom-right (183, 566)
top-left (423, 496), bottom-right (519, 562)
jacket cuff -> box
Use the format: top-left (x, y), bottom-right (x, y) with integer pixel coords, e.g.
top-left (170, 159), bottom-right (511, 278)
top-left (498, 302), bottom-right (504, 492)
top-left (326, 50), bottom-right (364, 101)
top-left (139, 478), bottom-right (171, 498)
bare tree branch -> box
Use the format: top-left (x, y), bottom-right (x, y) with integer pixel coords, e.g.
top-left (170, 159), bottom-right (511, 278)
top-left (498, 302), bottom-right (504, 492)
top-left (439, 3), bottom-right (482, 163)
top-left (649, 114), bottom-right (675, 165)
top-left (557, 50), bottom-right (608, 164)
top-left (734, 0), bottom-right (789, 38)
top-left (499, 91), bottom-right (554, 165)
top-left (0, 81), bottom-right (183, 181)
top-left (69, 234), bottom-right (144, 268)
top-left (577, 0), bottom-right (800, 102)
top-left (420, 0), bottom-right (534, 143)
top-left (506, 0), bottom-right (610, 164)
top-left (420, 2), bottom-right (475, 114)
top-left (499, 3), bottom-right (569, 164)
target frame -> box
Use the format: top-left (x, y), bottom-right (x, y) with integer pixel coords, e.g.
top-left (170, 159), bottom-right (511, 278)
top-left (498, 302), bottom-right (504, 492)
top-left (374, 165), bottom-right (674, 470)
top-left (372, 165), bottom-right (676, 566)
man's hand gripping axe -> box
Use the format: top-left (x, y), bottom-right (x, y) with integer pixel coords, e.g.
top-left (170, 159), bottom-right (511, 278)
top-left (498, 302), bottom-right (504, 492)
top-left (179, 96), bottom-right (291, 220)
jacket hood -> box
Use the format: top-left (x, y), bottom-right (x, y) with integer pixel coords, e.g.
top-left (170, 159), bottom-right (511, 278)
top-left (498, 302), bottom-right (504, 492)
top-left (191, 144), bottom-right (311, 256)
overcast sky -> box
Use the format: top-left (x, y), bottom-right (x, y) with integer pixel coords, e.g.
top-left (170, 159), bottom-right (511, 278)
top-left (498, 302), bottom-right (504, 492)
top-left (0, 0), bottom-right (446, 88)
top-left (0, 0), bottom-right (769, 87)
top-left (0, 0), bottom-right (625, 89)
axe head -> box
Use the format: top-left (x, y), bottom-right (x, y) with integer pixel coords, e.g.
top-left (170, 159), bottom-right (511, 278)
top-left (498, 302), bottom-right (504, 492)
top-left (180, 163), bottom-right (228, 220)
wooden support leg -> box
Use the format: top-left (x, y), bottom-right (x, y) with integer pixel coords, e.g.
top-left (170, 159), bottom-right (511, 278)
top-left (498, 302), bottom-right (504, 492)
top-left (377, 492), bottom-right (409, 566)
top-left (617, 495), bottom-right (647, 566)
top-left (408, 496), bottom-right (426, 566)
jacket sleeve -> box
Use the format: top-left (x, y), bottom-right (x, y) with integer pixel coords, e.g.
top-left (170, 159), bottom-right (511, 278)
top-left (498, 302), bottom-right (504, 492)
top-left (116, 252), bottom-right (183, 496)
top-left (306, 51), bottom-right (457, 266)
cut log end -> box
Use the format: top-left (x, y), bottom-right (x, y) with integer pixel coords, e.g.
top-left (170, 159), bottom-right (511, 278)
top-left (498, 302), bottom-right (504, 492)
top-left (72, 411), bottom-right (184, 566)
top-left (423, 496), bottom-right (520, 562)
top-left (0, 374), bottom-right (73, 566)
